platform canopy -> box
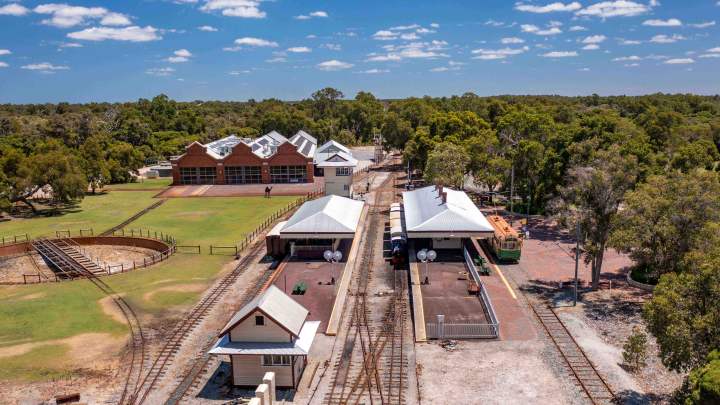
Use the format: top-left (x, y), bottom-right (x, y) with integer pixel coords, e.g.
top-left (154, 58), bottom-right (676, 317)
top-left (280, 195), bottom-right (364, 239)
top-left (402, 185), bottom-right (494, 238)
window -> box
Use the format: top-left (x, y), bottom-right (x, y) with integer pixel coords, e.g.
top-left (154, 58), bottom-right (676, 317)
top-left (270, 165), bottom-right (307, 183)
top-left (179, 167), bottom-right (216, 185)
top-left (255, 315), bottom-right (265, 326)
top-left (262, 355), bottom-right (292, 366)
top-left (343, 184), bottom-right (349, 191)
top-left (335, 167), bottom-right (352, 176)
top-left (226, 166), bottom-right (262, 184)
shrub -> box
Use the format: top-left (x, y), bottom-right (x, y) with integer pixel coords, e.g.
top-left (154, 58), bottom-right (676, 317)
top-left (685, 350), bottom-right (720, 404)
top-left (623, 327), bottom-right (648, 372)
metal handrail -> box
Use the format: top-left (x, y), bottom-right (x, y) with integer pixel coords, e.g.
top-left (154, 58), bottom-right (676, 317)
top-left (463, 246), bottom-right (500, 336)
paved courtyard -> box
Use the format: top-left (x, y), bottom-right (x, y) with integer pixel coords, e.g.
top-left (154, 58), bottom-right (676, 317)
top-left (158, 178), bottom-right (324, 198)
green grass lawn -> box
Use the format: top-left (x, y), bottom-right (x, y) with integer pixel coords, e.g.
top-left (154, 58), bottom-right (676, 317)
top-left (104, 178), bottom-right (172, 190)
top-left (0, 194), bottom-right (301, 382)
top-left (0, 191), bottom-right (158, 239)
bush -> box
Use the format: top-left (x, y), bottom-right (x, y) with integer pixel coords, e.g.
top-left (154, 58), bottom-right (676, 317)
top-left (623, 327), bottom-right (648, 372)
top-left (685, 350), bottom-right (720, 404)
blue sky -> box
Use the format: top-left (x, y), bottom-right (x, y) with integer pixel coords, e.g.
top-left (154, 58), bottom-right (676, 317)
top-left (0, 0), bottom-right (718, 103)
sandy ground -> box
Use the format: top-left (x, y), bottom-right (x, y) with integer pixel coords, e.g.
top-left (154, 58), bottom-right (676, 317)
top-left (0, 253), bottom-right (55, 283)
top-left (82, 244), bottom-right (158, 270)
top-left (416, 339), bottom-right (586, 405)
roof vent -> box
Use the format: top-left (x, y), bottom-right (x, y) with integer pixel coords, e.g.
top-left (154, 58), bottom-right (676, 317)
top-left (441, 191), bottom-right (447, 204)
top-left (437, 184), bottom-right (444, 197)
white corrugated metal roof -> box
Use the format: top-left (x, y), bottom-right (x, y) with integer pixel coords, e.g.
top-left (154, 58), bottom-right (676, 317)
top-left (315, 151), bottom-right (358, 168)
top-left (209, 321), bottom-right (320, 356)
top-left (402, 186), bottom-right (494, 234)
top-left (291, 130), bottom-right (318, 145)
top-left (218, 285), bottom-right (309, 338)
top-left (317, 140), bottom-right (350, 155)
top-left (280, 195), bottom-right (364, 235)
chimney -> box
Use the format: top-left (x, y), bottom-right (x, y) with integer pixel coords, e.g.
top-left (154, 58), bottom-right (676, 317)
top-left (441, 191), bottom-right (447, 204)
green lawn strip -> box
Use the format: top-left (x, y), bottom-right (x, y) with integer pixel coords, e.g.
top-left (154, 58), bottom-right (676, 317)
top-left (129, 196), bottom-right (298, 246)
top-left (0, 191), bottom-right (158, 239)
top-left (0, 281), bottom-right (126, 347)
top-left (0, 344), bottom-right (73, 382)
top-left (104, 178), bottom-right (172, 190)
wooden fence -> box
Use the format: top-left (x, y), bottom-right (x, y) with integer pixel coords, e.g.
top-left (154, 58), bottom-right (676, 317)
top-left (0, 233), bottom-right (29, 246)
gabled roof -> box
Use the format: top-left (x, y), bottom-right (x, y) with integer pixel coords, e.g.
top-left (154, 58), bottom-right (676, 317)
top-left (290, 130), bottom-right (317, 146)
top-left (402, 186), bottom-right (494, 234)
top-left (280, 195), bottom-right (364, 235)
top-left (316, 151), bottom-right (358, 168)
top-left (289, 131), bottom-right (317, 158)
top-left (263, 130), bottom-right (289, 144)
top-left (210, 321), bottom-right (320, 356)
top-left (317, 140), bottom-right (350, 155)
top-left (218, 285), bottom-right (309, 338)
top-left (204, 135), bottom-right (248, 159)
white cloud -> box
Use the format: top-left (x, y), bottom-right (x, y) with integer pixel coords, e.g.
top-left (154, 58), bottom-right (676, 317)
top-left (146, 67), bottom-right (175, 76)
top-left (0, 62), bottom-right (8, 68)
top-left (650, 34), bottom-right (685, 44)
top-left (576, 1), bottom-right (651, 18)
top-left (198, 25), bottom-right (218, 32)
top-left (59, 42), bottom-right (83, 48)
top-left (320, 43), bottom-right (342, 51)
top-left (582, 44), bottom-right (600, 50)
top-left (317, 59), bottom-right (353, 71)
top-left (265, 57), bottom-right (286, 63)
top-left (295, 10), bottom-right (328, 19)
top-left (287, 46), bottom-right (311, 53)
top-left (515, 2), bottom-right (582, 13)
top-left (501, 37), bottom-right (525, 44)
top-left (624, 63), bottom-right (640, 67)
top-left (0, 49), bottom-right (11, 56)
top-left (542, 51), bottom-right (578, 57)
top-left (582, 35), bottom-right (607, 44)
top-left (690, 21), bottom-right (716, 29)
top-left (367, 41), bottom-right (449, 62)
top-left (521, 24), bottom-right (562, 35)
top-left (619, 39), bottom-right (642, 45)
top-left (372, 30), bottom-right (397, 40)
top-left (33, 4), bottom-right (131, 28)
top-left (642, 18), bottom-right (682, 27)
top-left (229, 70), bottom-right (251, 75)
top-left (358, 68), bottom-right (389, 74)
top-left (569, 25), bottom-right (587, 31)
top-left (167, 49), bottom-right (192, 63)
top-left (612, 55), bottom-right (642, 61)
top-left (233, 37), bottom-right (278, 47)
top-left (21, 62), bottom-right (70, 72)
top-left (707, 47), bottom-right (720, 53)
top-left (664, 58), bottom-right (694, 64)
top-left (67, 26), bottom-right (160, 42)
top-left (472, 46), bottom-right (529, 60)
top-left (200, 0), bottom-right (266, 19)
top-left (699, 53), bottom-right (720, 58)
top-left (0, 3), bottom-right (30, 16)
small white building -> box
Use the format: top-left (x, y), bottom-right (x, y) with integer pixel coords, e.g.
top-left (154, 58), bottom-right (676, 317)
top-left (402, 185), bottom-right (494, 249)
top-left (209, 285), bottom-right (320, 388)
top-left (278, 195), bottom-right (364, 258)
top-left (314, 141), bottom-right (358, 197)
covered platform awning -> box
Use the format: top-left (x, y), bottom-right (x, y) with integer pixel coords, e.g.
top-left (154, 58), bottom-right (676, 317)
top-left (279, 195), bottom-right (365, 239)
top-left (209, 321), bottom-right (320, 356)
top-left (402, 185), bottom-right (494, 239)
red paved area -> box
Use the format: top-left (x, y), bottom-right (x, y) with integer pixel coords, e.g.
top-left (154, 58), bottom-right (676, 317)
top-left (157, 178), bottom-right (324, 198)
top-left (421, 262), bottom-right (488, 324)
top-left (272, 260), bottom-right (344, 331)
top-left (518, 218), bottom-right (632, 287)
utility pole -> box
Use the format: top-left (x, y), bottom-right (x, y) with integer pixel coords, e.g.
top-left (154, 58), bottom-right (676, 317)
top-left (573, 220), bottom-right (580, 306)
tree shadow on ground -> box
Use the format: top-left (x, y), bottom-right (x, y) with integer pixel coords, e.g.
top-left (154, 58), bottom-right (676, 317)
top-left (615, 389), bottom-right (669, 405)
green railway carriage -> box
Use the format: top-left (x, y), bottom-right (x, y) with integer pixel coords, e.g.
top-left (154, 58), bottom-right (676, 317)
top-left (487, 215), bottom-right (523, 262)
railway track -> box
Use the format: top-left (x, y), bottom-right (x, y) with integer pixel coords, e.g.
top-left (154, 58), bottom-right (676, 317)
top-left (530, 303), bottom-right (615, 405)
top-left (100, 199), bottom-right (167, 236)
top-left (129, 237), bottom-right (268, 405)
top-left (323, 159), bottom-right (409, 405)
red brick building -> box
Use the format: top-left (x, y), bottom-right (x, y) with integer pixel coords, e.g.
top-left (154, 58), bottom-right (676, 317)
top-left (170, 131), bottom-right (317, 185)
